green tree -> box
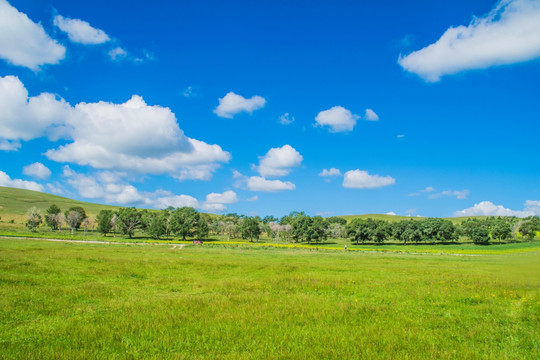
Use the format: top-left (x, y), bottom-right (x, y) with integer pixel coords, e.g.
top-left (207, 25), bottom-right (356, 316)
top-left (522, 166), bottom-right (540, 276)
top-left (241, 217), bottom-right (261, 242)
top-left (197, 214), bottom-right (210, 240)
top-left (170, 207), bottom-right (199, 240)
top-left (491, 220), bottom-right (512, 243)
top-left (347, 219), bottom-right (371, 244)
top-left (519, 221), bottom-right (536, 240)
top-left (96, 210), bottom-right (114, 236)
top-left (117, 207), bottom-right (141, 239)
top-left (45, 204), bottom-right (62, 231)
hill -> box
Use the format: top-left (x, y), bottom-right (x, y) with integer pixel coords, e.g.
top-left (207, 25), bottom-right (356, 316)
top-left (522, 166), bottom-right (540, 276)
top-left (0, 186), bottom-right (118, 219)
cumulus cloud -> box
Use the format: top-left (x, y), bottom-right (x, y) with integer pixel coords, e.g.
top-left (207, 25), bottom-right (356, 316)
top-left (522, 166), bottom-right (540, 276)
top-left (254, 145), bottom-right (303, 177)
top-left (62, 166), bottom-right (235, 212)
top-left (454, 200), bottom-right (539, 217)
top-left (319, 168), bottom-right (342, 177)
top-left (23, 162), bottom-right (51, 180)
top-left (0, 75), bottom-right (71, 143)
top-left (399, 0), bottom-right (540, 81)
top-left (53, 14), bottom-right (110, 45)
top-left (343, 169), bottom-right (395, 189)
top-left (0, 76), bottom-right (230, 180)
top-left (247, 176), bottom-right (296, 192)
top-left (205, 190), bottom-right (238, 205)
top-left (364, 108), bottom-right (379, 121)
top-left (315, 106), bottom-right (360, 132)
top-left (214, 92), bottom-right (266, 118)
top-left (0, 170), bottom-right (44, 192)
top-left (0, 0), bottom-right (65, 69)
top-left (385, 212), bottom-right (397, 216)
top-left (279, 112), bottom-right (295, 125)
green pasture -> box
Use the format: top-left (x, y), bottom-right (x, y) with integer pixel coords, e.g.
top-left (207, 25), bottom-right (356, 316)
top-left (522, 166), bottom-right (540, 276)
top-left (0, 238), bottom-right (539, 359)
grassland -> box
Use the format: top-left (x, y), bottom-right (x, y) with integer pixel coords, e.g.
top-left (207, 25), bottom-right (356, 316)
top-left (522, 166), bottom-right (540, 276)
top-left (0, 186), bottom-right (118, 220)
top-left (0, 238), bottom-right (539, 359)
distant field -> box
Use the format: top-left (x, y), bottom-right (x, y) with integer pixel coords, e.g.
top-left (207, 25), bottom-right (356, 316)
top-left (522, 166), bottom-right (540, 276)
top-left (0, 238), bottom-right (538, 359)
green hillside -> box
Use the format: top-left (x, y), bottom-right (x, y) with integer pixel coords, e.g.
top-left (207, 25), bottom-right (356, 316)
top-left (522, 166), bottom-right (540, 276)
top-left (0, 186), bottom-right (118, 218)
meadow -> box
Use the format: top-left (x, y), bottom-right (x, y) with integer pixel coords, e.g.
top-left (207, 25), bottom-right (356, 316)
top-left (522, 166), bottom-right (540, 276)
top-left (0, 238), bottom-right (539, 359)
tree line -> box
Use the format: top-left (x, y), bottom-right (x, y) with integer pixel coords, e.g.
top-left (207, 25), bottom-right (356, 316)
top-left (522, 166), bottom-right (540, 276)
top-left (25, 205), bottom-right (539, 244)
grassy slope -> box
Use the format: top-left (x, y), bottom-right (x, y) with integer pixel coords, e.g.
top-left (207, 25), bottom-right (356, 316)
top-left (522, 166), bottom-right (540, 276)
top-left (1, 187), bottom-right (487, 224)
top-left (0, 238), bottom-right (538, 359)
top-left (0, 186), bottom-right (118, 219)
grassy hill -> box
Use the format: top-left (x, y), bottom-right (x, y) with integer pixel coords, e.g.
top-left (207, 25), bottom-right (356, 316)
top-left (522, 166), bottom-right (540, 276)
top-left (0, 186), bottom-right (496, 225)
top-left (0, 186), bottom-right (118, 219)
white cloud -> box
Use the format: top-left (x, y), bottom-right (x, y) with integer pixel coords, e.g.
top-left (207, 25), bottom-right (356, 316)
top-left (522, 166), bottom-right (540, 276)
top-left (23, 162), bottom-right (51, 180)
top-left (214, 92), bottom-right (266, 118)
top-left (108, 47), bottom-right (127, 60)
top-left (0, 0), bottom-right (65, 69)
top-left (319, 168), bottom-right (342, 177)
top-left (397, 134), bottom-right (405, 138)
top-left (205, 190), bottom-right (238, 204)
top-left (53, 14), bottom-right (110, 45)
top-left (385, 212), bottom-right (397, 216)
top-left (399, 0), bottom-right (540, 81)
top-left (254, 144), bottom-right (303, 177)
top-left (279, 112), bottom-right (295, 125)
top-left (0, 139), bottom-right (20, 151)
top-left (315, 106), bottom-right (359, 132)
top-left (343, 169), bottom-right (395, 189)
top-left (247, 176), bottom-right (295, 192)
top-left (0, 75), bottom-right (70, 142)
top-left (247, 195), bottom-right (258, 202)
top-left (153, 194), bottom-right (199, 210)
top-left (44, 95), bottom-right (230, 180)
top-left (0, 76), bottom-right (230, 180)
top-left (454, 200), bottom-right (538, 217)
top-left (364, 108), bottom-right (379, 121)
top-left (0, 170), bottom-right (44, 192)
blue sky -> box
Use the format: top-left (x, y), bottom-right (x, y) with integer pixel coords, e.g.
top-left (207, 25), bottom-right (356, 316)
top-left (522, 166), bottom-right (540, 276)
top-left (0, 0), bottom-right (539, 217)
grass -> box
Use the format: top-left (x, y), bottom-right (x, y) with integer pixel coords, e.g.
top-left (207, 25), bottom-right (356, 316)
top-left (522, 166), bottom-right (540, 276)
top-left (0, 238), bottom-right (539, 359)
top-left (0, 186), bottom-right (118, 219)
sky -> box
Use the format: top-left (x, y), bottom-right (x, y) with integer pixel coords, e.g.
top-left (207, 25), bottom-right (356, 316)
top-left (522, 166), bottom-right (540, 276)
top-left (0, 0), bottom-right (539, 218)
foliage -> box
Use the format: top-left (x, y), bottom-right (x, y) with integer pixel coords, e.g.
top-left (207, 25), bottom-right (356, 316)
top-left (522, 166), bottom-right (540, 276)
top-left (240, 217), bottom-right (261, 242)
top-left (64, 206), bottom-right (87, 230)
top-left (45, 204), bottom-right (62, 230)
top-left (25, 207), bottom-right (42, 232)
top-left (170, 207), bottom-right (199, 240)
top-left (96, 210), bottom-right (115, 236)
top-left (116, 207), bottom-right (142, 239)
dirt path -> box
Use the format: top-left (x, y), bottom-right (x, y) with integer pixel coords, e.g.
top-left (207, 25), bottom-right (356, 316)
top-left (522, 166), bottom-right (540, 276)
top-left (0, 236), bottom-right (187, 249)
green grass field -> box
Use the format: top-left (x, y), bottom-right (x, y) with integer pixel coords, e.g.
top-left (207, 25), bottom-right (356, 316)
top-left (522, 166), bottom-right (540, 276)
top-left (1, 238), bottom-right (538, 359)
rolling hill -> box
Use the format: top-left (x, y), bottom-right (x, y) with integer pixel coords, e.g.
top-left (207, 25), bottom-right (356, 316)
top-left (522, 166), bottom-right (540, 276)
top-left (0, 186), bottom-right (118, 219)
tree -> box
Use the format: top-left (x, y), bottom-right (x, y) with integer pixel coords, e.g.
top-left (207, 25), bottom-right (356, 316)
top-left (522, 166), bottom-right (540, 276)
top-left (45, 204), bottom-right (62, 231)
top-left (519, 221), bottom-right (536, 240)
top-left (197, 214), bottom-right (210, 240)
top-left (347, 219), bottom-right (371, 245)
top-left (306, 216), bottom-right (328, 243)
top-left (66, 210), bottom-right (83, 234)
top-left (326, 216), bottom-right (347, 226)
top-left (116, 207), bottom-right (141, 239)
top-left (240, 217), bottom-right (261, 242)
top-left (64, 207), bottom-right (87, 230)
top-left (25, 207), bottom-right (42, 232)
top-left (470, 225), bottom-right (490, 244)
top-left (491, 220), bottom-right (512, 243)
top-left (144, 211), bottom-right (169, 239)
top-left (97, 210), bottom-right (114, 236)
top-left (170, 207), bottom-right (199, 240)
